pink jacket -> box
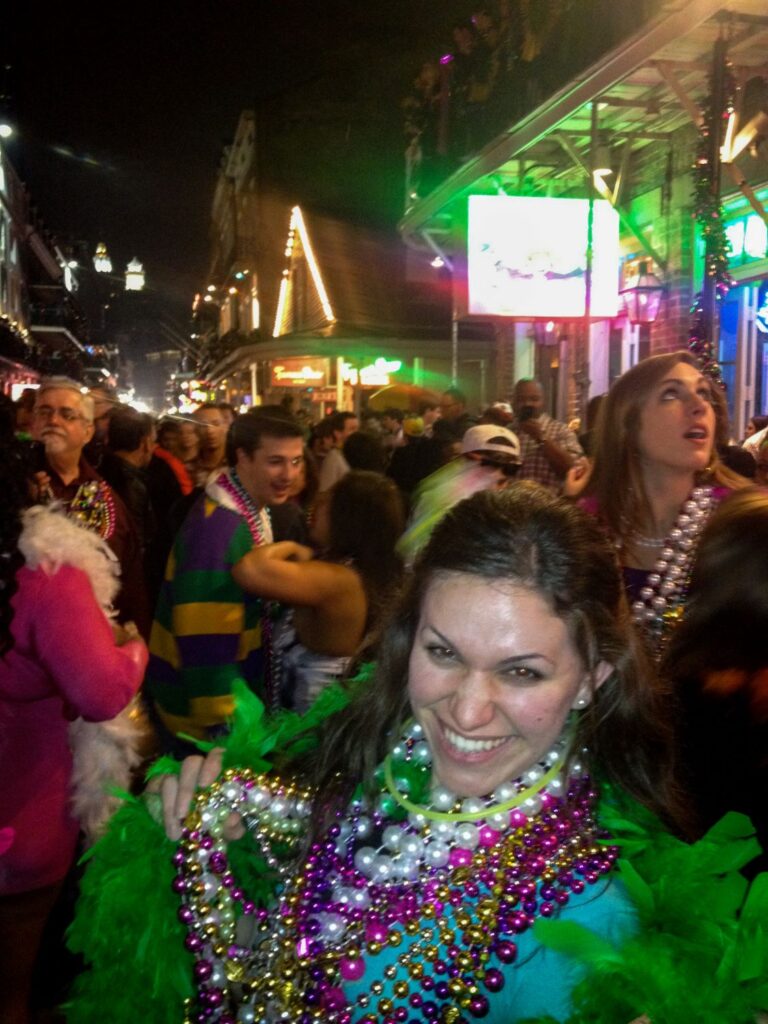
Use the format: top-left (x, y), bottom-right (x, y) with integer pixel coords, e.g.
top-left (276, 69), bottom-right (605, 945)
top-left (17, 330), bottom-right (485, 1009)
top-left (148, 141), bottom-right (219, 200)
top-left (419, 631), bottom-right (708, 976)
top-left (0, 564), bottom-right (147, 894)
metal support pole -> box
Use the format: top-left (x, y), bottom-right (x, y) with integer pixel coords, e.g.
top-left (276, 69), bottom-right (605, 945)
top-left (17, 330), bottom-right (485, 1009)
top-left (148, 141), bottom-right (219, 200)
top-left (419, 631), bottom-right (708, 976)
top-left (702, 36), bottom-right (728, 352)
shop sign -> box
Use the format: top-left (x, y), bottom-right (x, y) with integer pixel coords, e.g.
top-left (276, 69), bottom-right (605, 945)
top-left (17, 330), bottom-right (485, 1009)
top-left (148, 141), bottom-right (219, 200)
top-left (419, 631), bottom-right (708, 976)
top-left (271, 358), bottom-right (326, 387)
top-left (342, 357), bottom-right (402, 387)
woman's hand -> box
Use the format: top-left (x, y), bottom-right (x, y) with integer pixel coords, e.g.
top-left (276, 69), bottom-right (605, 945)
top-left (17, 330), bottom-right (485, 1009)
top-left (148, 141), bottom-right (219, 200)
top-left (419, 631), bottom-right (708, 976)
top-left (158, 748), bottom-right (245, 842)
top-left (562, 456), bottom-right (593, 498)
top-left (112, 621), bottom-right (140, 646)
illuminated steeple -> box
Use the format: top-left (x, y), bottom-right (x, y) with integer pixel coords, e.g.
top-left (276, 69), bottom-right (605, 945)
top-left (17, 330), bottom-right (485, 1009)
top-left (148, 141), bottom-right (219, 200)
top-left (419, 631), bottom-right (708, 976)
top-left (93, 242), bottom-right (112, 274)
top-left (125, 258), bottom-right (145, 291)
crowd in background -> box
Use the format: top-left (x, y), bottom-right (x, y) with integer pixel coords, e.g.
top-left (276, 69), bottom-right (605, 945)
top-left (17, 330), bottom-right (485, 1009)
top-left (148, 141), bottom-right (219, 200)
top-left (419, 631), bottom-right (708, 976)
top-left (1, 358), bottom-right (767, 1022)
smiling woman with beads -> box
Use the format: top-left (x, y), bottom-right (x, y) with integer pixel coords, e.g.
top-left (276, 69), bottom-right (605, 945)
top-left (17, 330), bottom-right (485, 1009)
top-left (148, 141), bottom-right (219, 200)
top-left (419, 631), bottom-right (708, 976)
top-left (580, 350), bottom-right (749, 661)
top-left (67, 486), bottom-right (768, 1024)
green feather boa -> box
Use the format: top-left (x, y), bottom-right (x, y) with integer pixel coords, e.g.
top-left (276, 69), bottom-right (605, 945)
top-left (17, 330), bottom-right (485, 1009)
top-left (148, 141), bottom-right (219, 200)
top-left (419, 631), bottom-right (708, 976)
top-left (66, 676), bottom-right (768, 1024)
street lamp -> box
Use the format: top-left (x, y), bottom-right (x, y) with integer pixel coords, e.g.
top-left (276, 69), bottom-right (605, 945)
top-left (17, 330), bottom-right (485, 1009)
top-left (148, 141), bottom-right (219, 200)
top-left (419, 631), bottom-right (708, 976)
top-left (619, 261), bottom-right (666, 325)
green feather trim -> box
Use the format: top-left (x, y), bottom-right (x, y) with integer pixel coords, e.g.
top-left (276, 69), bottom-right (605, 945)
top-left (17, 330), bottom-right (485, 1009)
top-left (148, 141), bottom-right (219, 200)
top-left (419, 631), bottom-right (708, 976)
top-left (529, 794), bottom-right (768, 1024)
top-left (66, 669), bottom-right (362, 1022)
top-left (65, 795), bottom-right (191, 1023)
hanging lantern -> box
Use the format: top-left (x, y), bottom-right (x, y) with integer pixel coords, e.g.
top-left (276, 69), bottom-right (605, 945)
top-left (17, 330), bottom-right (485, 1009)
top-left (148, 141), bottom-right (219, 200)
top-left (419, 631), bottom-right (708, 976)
top-left (619, 261), bottom-right (666, 325)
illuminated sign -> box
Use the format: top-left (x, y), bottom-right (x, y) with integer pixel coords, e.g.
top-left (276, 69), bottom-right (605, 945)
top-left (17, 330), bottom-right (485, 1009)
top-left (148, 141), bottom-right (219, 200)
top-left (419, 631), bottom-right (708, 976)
top-left (467, 195), bottom-right (620, 318)
top-left (725, 212), bottom-right (768, 265)
top-left (271, 359), bottom-right (326, 387)
top-left (756, 284), bottom-right (768, 335)
top-left (342, 358), bottom-right (402, 387)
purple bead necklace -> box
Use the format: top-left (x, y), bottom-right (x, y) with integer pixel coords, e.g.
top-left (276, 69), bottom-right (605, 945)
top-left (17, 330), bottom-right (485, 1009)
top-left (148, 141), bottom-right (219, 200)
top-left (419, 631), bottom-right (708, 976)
top-left (171, 732), bottom-right (617, 1024)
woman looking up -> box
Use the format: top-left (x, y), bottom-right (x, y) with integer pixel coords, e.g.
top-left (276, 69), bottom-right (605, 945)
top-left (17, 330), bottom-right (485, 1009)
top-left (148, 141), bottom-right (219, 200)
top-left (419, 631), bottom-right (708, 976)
top-left (584, 350), bottom-right (747, 658)
top-left (231, 470), bottom-right (404, 711)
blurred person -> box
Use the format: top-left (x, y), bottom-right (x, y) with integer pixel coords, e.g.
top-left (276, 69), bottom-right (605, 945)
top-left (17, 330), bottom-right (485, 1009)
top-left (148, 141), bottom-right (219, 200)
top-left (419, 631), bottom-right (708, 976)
top-left (309, 417), bottom-right (337, 469)
top-left (145, 421), bottom-right (195, 609)
top-left (387, 415), bottom-right (431, 502)
top-left (479, 402), bottom-right (514, 427)
top-left (342, 430), bottom-right (387, 473)
top-left (217, 402), bottom-right (237, 427)
top-left (437, 385), bottom-right (476, 440)
top-left (189, 404), bottom-right (229, 486)
top-left (754, 434), bottom-right (768, 486)
top-left (14, 387), bottom-right (37, 439)
top-left (318, 410), bottom-right (359, 491)
top-left (83, 385), bottom-right (119, 469)
top-left (233, 471), bottom-right (404, 712)
top-left (417, 398), bottom-right (440, 436)
top-left (177, 419), bottom-right (200, 469)
top-left (583, 351), bottom-right (747, 660)
top-left (144, 413), bottom-right (304, 755)
top-left (380, 407), bottom-right (404, 452)
top-left (578, 393), bottom-right (605, 458)
top-left (0, 428), bottom-right (147, 1024)
top-left (512, 378), bottom-right (583, 492)
top-left (400, 423), bottom-right (521, 563)
top-left (150, 419), bottom-right (194, 504)
top-left (100, 408), bottom-right (157, 556)
top-left (661, 488), bottom-right (768, 875)
top-left (743, 413), bottom-right (768, 441)
top-left (30, 377), bottom-right (150, 638)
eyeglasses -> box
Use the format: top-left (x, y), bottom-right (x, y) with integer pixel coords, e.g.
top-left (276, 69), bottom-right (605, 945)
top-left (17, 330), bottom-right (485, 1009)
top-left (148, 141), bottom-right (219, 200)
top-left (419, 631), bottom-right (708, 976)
top-left (479, 459), bottom-right (520, 478)
top-left (34, 405), bottom-right (88, 423)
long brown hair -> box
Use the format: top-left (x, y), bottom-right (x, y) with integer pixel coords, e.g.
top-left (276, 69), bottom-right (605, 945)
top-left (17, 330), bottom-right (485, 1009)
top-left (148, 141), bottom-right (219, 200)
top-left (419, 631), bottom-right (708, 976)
top-left (296, 484), bottom-right (686, 834)
top-left (326, 471), bottom-right (404, 630)
top-left (661, 487), bottom-right (768, 696)
top-left (588, 350), bottom-right (745, 539)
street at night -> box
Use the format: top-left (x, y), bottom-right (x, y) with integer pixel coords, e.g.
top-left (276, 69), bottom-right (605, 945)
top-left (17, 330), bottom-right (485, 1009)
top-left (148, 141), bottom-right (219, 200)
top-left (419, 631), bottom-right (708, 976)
top-left (1, 3), bottom-right (767, 1023)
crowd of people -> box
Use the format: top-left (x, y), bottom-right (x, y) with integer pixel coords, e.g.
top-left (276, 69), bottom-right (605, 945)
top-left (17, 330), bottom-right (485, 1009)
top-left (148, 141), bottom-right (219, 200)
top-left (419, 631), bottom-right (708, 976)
top-left (1, 355), bottom-right (767, 1024)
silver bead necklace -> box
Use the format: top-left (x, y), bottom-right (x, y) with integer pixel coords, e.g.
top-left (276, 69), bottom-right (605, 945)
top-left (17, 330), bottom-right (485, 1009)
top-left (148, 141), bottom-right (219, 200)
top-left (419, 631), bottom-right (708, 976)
top-left (629, 485), bottom-right (714, 651)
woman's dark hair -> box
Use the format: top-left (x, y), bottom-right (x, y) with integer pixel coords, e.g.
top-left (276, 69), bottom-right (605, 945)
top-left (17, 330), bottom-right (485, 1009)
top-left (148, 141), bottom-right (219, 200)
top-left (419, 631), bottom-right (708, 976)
top-left (749, 414), bottom-right (768, 435)
top-left (588, 351), bottom-right (746, 540)
top-left (326, 470), bottom-right (404, 629)
top-left (661, 487), bottom-right (768, 690)
top-left (298, 484), bottom-right (684, 833)
top-left (0, 396), bottom-right (32, 655)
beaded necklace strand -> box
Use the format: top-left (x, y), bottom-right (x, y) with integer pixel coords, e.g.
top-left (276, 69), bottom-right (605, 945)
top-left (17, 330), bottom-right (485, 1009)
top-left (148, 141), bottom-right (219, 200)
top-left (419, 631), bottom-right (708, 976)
top-left (214, 470), bottom-right (280, 712)
top-left (68, 480), bottom-right (117, 540)
top-left (626, 485), bottom-right (714, 657)
top-left (173, 724), bottom-right (616, 1024)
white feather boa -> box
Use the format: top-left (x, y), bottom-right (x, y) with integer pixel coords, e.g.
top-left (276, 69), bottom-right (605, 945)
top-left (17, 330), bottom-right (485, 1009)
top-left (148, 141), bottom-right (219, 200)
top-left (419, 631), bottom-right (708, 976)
top-left (19, 505), bottom-right (145, 844)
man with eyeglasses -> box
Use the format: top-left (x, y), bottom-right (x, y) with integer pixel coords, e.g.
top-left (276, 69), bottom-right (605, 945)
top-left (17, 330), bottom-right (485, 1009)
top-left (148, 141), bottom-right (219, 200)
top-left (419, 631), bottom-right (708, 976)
top-left (31, 377), bottom-right (150, 637)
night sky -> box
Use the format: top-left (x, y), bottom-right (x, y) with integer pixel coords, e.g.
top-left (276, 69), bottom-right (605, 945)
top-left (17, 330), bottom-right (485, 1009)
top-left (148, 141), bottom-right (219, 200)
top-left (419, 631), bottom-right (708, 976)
top-left (7, 2), bottom-right (469, 314)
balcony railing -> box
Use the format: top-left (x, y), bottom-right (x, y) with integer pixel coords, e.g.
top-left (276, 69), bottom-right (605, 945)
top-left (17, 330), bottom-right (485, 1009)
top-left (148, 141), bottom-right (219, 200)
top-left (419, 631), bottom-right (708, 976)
top-left (404, 0), bottom-right (662, 207)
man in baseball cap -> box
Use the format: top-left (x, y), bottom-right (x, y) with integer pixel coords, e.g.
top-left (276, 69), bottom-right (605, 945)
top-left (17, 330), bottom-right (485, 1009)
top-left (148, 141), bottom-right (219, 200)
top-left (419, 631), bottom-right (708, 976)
top-left (460, 424), bottom-right (522, 482)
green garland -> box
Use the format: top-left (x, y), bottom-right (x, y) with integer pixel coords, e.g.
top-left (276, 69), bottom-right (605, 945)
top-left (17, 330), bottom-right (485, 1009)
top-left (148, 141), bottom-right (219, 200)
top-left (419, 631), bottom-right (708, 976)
top-left (66, 679), bottom-right (768, 1024)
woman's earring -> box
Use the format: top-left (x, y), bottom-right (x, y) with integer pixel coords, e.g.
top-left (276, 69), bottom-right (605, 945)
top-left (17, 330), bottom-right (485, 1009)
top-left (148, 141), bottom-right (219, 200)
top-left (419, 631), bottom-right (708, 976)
top-left (574, 696), bottom-right (588, 709)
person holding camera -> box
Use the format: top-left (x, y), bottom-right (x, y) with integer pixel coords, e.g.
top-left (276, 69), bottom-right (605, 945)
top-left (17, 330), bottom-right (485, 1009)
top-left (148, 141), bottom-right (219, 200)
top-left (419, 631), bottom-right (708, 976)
top-left (512, 378), bottom-right (583, 493)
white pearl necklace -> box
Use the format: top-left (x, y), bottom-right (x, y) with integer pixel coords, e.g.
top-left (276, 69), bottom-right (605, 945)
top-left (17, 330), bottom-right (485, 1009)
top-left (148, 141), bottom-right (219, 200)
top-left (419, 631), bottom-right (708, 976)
top-left (349, 722), bottom-right (574, 883)
top-left (630, 485), bottom-right (714, 643)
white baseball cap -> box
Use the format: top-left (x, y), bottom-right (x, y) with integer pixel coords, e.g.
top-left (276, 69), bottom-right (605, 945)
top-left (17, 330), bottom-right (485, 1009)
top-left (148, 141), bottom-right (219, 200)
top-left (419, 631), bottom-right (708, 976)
top-left (460, 424), bottom-right (522, 463)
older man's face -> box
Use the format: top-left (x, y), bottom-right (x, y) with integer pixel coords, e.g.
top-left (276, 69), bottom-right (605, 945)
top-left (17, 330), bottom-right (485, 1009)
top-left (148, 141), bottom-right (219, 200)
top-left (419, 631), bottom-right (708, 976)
top-left (32, 388), bottom-right (94, 458)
